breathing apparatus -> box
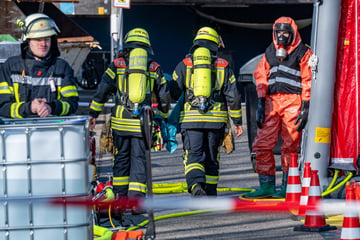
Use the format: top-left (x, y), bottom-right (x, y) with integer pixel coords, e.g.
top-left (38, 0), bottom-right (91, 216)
top-left (192, 47), bottom-right (212, 113)
top-left (127, 47), bottom-right (149, 116)
top-left (274, 22), bottom-right (293, 60)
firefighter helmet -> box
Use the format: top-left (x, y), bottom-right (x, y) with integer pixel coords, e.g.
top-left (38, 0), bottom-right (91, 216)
top-left (194, 27), bottom-right (220, 46)
top-left (123, 28), bottom-right (153, 54)
top-left (191, 27), bottom-right (223, 53)
top-left (17, 13), bottom-right (60, 40)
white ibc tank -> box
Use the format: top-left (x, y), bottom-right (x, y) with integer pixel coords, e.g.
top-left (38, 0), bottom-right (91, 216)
top-left (0, 116), bottom-right (92, 240)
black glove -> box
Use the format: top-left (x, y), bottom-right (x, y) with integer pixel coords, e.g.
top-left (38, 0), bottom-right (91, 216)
top-left (295, 100), bottom-right (310, 132)
top-left (256, 97), bottom-right (266, 129)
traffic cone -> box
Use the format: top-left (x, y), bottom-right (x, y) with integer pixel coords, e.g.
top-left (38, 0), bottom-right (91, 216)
top-left (340, 182), bottom-right (360, 240)
top-left (298, 162), bottom-right (312, 216)
top-left (285, 153), bottom-right (302, 206)
top-left (294, 170), bottom-right (337, 232)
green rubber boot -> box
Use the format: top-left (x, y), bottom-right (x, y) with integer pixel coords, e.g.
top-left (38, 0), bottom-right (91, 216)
top-left (272, 172), bottom-right (288, 198)
top-left (272, 185), bottom-right (286, 198)
top-left (245, 174), bottom-right (276, 198)
top-left (245, 182), bottom-right (276, 198)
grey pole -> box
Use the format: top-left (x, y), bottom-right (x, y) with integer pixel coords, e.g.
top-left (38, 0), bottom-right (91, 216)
top-left (304, 0), bottom-right (341, 190)
top-left (110, 5), bottom-right (123, 62)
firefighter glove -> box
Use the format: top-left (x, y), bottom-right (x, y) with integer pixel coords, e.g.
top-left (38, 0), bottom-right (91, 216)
top-left (256, 97), bottom-right (266, 129)
top-left (295, 100), bottom-right (310, 131)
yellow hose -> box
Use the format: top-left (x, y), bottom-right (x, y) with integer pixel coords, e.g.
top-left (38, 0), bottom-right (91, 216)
top-left (93, 225), bottom-right (113, 240)
top-left (321, 171), bottom-right (354, 197)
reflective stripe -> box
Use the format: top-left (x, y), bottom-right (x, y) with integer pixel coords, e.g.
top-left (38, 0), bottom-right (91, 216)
top-left (268, 77), bottom-right (302, 88)
top-left (0, 82), bottom-right (11, 94)
top-left (156, 109), bottom-right (169, 118)
top-left (90, 100), bottom-right (104, 112)
top-left (13, 83), bottom-right (19, 102)
top-left (11, 74), bottom-right (63, 86)
top-left (60, 101), bottom-right (70, 115)
top-left (106, 68), bottom-right (116, 79)
top-left (10, 102), bottom-right (23, 118)
top-left (185, 163), bottom-right (205, 175)
top-left (228, 108), bottom-right (242, 118)
top-left (180, 107), bottom-right (228, 123)
top-left (269, 65), bottom-right (301, 77)
top-left (60, 85), bottom-right (78, 97)
top-left (111, 117), bottom-right (141, 132)
top-left (113, 176), bottom-right (130, 186)
top-left (206, 175), bottom-right (219, 184)
top-left (128, 182), bottom-right (147, 193)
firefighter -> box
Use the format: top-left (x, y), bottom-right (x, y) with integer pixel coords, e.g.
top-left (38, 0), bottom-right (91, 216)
top-left (169, 27), bottom-right (243, 196)
top-left (0, 13), bottom-right (79, 118)
top-left (89, 28), bottom-right (170, 202)
top-left (245, 17), bottom-right (313, 198)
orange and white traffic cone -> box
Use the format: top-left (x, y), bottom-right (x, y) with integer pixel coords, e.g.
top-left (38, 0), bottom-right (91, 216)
top-left (340, 182), bottom-right (360, 240)
top-left (285, 153), bottom-right (302, 209)
top-left (294, 170), bottom-right (337, 232)
top-left (298, 162), bottom-right (312, 217)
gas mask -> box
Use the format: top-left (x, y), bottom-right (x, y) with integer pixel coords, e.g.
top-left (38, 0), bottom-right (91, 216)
top-left (274, 22), bottom-right (293, 60)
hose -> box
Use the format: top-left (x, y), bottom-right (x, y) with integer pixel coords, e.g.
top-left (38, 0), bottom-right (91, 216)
top-left (321, 171), bottom-right (354, 197)
top-left (93, 224), bottom-right (113, 240)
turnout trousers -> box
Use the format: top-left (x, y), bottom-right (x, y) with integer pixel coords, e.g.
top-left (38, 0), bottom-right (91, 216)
top-left (182, 128), bottom-right (225, 195)
top-left (112, 134), bottom-right (147, 197)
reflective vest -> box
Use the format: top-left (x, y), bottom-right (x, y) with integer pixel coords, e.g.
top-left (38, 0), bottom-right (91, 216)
top-left (265, 43), bottom-right (309, 95)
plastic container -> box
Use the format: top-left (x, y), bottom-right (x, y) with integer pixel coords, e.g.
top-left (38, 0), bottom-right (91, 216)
top-left (0, 116), bottom-right (92, 240)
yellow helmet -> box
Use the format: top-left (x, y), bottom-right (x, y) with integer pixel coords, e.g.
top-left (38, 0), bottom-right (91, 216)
top-left (191, 27), bottom-right (224, 53)
top-left (194, 27), bottom-right (219, 46)
top-left (123, 28), bottom-right (153, 54)
top-left (124, 28), bottom-right (151, 47)
top-left (17, 13), bottom-right (60, 40)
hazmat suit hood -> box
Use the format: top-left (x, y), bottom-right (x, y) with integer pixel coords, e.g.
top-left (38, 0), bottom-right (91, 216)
top-left (272, 16), bottom-right (302, 55)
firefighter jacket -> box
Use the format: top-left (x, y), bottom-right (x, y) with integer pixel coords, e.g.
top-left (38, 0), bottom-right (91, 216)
top-left (89, 54), bottom-right (171, 137)
top-left (0, 47), bottom-right (79, 118)
top-left (254, 17), bottom-right (313, 101)
top-left (170, 56), bottom-right (242, 129)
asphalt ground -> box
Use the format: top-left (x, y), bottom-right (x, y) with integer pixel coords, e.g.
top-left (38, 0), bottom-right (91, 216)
top-left (91, 108), bottom-right (344, 240)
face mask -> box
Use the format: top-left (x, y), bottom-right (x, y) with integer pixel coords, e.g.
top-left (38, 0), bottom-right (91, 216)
top-left (279, 34), bottom-right (290, 45)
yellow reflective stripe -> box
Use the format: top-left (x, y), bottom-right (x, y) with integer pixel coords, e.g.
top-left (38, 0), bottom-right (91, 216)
top-left (180, 107), bottom-right (227, 123)
top-left (60, 85), bottom-right (79, 97)
top-left (129, 182), bottom-right (147, 193)
top-left (111, 117), bottom-right (141, 132)
top-left (117, 68), bottom-right (125, 92)
top-left (156, 109), bottom-right (169, 118)
top-left (90, 100), bottom-right (104, 111)
top-left (113, 176), bottom-right (130, 186)
top-left (228, 108), bottom-right (242, 118)
top-left (10, 102), bottom-right (23, 118)
top-left (106, 68), bottom-right (116, 79)
top-left (60, 101), bottom-right (70, 115)
top-left (0, 82), bottom-right (11, 94)
top-left (229, 74), bottom-right (236, 84)
top-left (185, 163), bottom-right (205, 175)
top-left (13, 83), bottom-right (19, 102)
top-left (57, 86), bottom-right (61, 99)
top-left (215, 68), bottom-right (225, 90)
top-left (160, 76), bottom-right (167, 85)
top-left (206, 175), bottom-right (219, 184)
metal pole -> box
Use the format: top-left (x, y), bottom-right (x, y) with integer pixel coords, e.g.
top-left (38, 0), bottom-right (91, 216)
top-left (304, 0), bottom-right (342, 190)
top-left (110, 4), bottom-right (123, 62)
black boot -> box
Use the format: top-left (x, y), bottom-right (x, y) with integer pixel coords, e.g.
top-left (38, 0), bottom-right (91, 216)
top-left (191, 183), bottom-right (206, 197)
